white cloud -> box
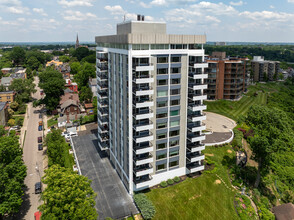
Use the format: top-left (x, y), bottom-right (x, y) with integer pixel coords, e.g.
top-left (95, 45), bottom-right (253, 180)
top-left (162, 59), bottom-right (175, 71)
top-left (150, 0), bottom-right (167, 6)
top-left (270, 5), bottom-right (275, 9)
top-left (17, 17), bottom-right (26, 22)
top-left (33, 8), bottom-right (48, 16)
top-left (7, 6), bottom-right (30, 14)
top-left (287, 0), bottom-right (294, 3)
top-left (0, 0), bottom-right (21, 6)
top-left (239, 10), bottom-right (294, 22)
top-left (104, 5), bottom-right (125, 15)
top-left (57, 0), bottom-right (94, 7)
top-left (229, 1), bottom-right (244, 6)
top-left (63, 10), bottom-right (97, 20)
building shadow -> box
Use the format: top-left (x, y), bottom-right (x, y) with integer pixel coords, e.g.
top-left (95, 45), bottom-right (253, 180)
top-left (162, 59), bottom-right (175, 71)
top-left (10, 186), bottom-right (31, 220)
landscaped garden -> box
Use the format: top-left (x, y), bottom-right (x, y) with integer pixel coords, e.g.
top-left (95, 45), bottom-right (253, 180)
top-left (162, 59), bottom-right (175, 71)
top-left (145, 145), bottom-right (239, 220)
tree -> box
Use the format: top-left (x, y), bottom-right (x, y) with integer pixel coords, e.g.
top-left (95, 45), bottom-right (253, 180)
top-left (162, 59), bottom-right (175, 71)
top-left (10, 47), bottom-right (26, 66)
top-left (74, 62), bottom-right (95, 88)
top-left (0, 85), bottom-right (5, 92)
top-left (59, 55), bottom-right (70, 63)
top-left (72, 47), bottom-right (90, 61)
top-left (38, 165), bottom-right (97, 220)
top-left (10, 101), bottom-right (19, 111)
top-left (26, 56), bottom-right (40, 70)
top-left (8, 119), bottom-right (15, 126)
top-left (0, 135), bottom-right (27, 216)
top-left (70, 62), bottom-right (81, 75)
top-left (81, 54), bottom-right (96, 64)
top-left (92, 96), bottom-right (97, 121)
top-left (79, 86), bottom-right (93, 103)
top-left (39, 69), bottom-right (65, 111)
top-left (25, 67), bottom-right (33, 79)
top-left (9, 79), bottom-right (36, 103)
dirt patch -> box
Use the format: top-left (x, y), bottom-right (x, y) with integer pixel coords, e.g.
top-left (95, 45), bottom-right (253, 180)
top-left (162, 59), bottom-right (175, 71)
top-left (189, 194), bottom-right (201, 200)
top-left (227, 150), bottom-right (232, 154)
top-left (205, 153), bottom-right (214, 156)
top-left (134, 214), bottom-right (143, 220)
top-left (242, 139), bottom-right (258, 168)
top-left (215, 180), bottom-right (221, 184)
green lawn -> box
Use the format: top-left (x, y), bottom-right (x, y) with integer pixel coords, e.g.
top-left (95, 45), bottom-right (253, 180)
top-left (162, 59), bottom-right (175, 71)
top-left (47, 116), bottom-right (58, 128)
top-left (204, 83), bottom-right (284, 121)
top-left (145, 146), bottom-right (239, 220)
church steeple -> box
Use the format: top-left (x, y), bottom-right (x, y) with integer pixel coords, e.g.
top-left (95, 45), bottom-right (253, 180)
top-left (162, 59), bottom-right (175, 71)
top-left (75, 33), bottom-right (80, 49)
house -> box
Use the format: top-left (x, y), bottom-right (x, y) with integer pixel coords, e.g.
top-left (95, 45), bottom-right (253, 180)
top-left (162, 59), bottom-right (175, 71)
top-left (0, 102), bottom-right (9, 126)
top-left (84, 103), bottom-right (94, 115)
top-left (1, 68), bottom-right (12, 75)
top-left (60, 100), bottom-right (82, 122)
top-left (272, 203), bottom-right (294, 220)
top-left (0, 77), bottom-right (13, 90)
top-left (60, 93), bottom-right (79, 105)
top-left (11, 69), bottom-right (27, 79)
top-left (65, 79), bottom-right (78, 93)
top-left (64, 88), bottom-right (73, 94)
top-left (0, 91), bottom-right (15, 103)
top-left (89, 78), bottom-right (97, 97)
top-left (46, 60), bottom-right (63, 68)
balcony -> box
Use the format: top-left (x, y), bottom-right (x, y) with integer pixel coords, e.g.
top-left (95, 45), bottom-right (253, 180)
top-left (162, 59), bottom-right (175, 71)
top-left (187, 122), bottom-right (206, 132)
top-left (187, 133), bottom-right (206, 142)
top-left (134, 85), bottom-right (154, 96)
top-left (133, 63), bottom-right (154, 72)
top-left (188, 113), bottom-right (206, 122)
top-left (134, 141), bottom-right (153, 154)
top-left (134, 174), bottom-right (152, 188)
top-left (189, 94), bottom-right (207, 101)
top-left (134, 164), bottom-right (153, 177)
top-left (99, 100), bottom-right (108, 107)
top-left (134, 108), bottom-right (154, 120)
top-left (98, 115), bottom-right (108, 125)
top-left (97, 91), bottom-right (108, 100)
top-left (189, 73), bottom-right (208, 79)
top-left (134, 131), bottom-right (154, 143)
top-left (98, 141), bottom-right (109, 151)
top-left (134, 119), bottom-right (154, 132)
top-left (98, 133), bottom-right (109, 142)
top-left (97, 72), bottom-right (108, 81)
top-left (187, 162), bottom-right (205, 173)
top-left (187, 143), bottom-right (205, 153)
top-left (133, 72), bottom-right (154, 84)
top-left (187, 152), bottom-right (205, 163)
top-left (97, 63), bottom-right (108, 71)
top-left (188, 104), bottom-right (207, 111)
top-left (194, 63), bottom-right (208, 69)
top-left (134, 153), bottom-right (153, 166)
top-left (189, 83), bottom-right (208, 90)
top-left (97, 82), bottom-right (108, 90)
top-left (134, 97), bottom-right (154, 108)
top-left (98, 108), bottom-right (108, 117)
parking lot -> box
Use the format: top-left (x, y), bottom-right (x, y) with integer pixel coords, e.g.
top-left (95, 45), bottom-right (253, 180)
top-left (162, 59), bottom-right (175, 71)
top-left (71, 132), bottom-right (138, 219)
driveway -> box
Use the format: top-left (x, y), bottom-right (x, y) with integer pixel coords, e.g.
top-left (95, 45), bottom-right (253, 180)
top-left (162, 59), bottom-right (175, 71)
top-left (71, 133), bottom-right (138, 220)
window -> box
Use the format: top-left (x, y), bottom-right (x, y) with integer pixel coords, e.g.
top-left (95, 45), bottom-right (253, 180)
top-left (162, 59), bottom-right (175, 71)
top-left (170, 110), bottom-right (179, 116)
top-left (171, 89), bottom-right (180, 95)
top-left (170, 130), bottom-right (179, 137)
top-left (157, 90), bottom-right (168, 97)
top-left (170, 99), bottom-right (180, 106)
top-left (170, 160), bottom-right (179, 167)
top-left (156, 164), bottom-right (166, 171)
top-left (157, 57), bottom-right (168, 63)
top-left (156, 112), bottom-right (167, 118)
top-left (171, 56), bottom-right (181, 62)
top-left (67, 108), bottom-right (70, 112)
top-left (157, 101), bottom-right (167, 108)
top-left (170, 120), bottom-right (180, 127)
top-left (156, 152), bottom-right (167, 160)
top-left (170, 140), bottom-right (179, 147)
top-left (157, 68), bottom-right (168, 75)
top-left (157, 143), bottom-right (166, 149)
top-left (151, 44), bottom-right (169, 50)
top-left (171, 78), bottom-right (180, 84)
top-left (157, 133), bottom-right (167, 139)
top-left (169, 150), bottom-right (179, 157)
top-left (74, 107), bottom-right (77, 110)
top-left (171, 68), bottom-right (180, 74)
top-left (157, 122), bottom-right (167, 129)
top-left (157, 79), bottom-right (168, 86)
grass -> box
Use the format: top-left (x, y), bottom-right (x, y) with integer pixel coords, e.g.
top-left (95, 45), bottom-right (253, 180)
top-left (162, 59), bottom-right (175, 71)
top-left (205, 82), bottom-right (284, 121)
top-left (12, 116), bottom-right (25, 126)
top-left (64, 143), bottom-right (75, 169)
top-left (145, 145), bottom-right (239, 220)
top-left (47, 115), bottom-right (58, 128)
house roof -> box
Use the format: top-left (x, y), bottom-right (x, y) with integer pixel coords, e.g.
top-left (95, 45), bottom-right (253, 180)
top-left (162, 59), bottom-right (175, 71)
top-left (64, 88), bottom-right (73, 94)
top-left (0, 91), bottom-right (14, 94)
top-left (273, 203), bottom-right (294, 220)
top-left (59, 93), bottom-right (79, 105)
top-left (89, 78), bottom-right (97, 86)
top-left (84, 103), bottom-right (93, 109)
top-left (61, 99), bottom-right (78, 110)
top-left (0, 77), bottom-right (13, 86)
top-left (1, 68), bottom-right (12, 71)
top-left (0, 102), bottom-right (7, 111)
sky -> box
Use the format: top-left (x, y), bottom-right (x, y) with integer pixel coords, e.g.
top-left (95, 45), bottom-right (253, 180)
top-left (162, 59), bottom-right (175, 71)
top-left (0, 0), bottom-right (294, 43)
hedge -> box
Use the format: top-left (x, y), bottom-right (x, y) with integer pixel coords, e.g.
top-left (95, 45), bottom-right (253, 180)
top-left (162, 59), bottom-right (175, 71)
top-left (160, 181), bottom-right (168, 187)
top-left (133, 194), bottom-right (156, 220)
top-left (232, 128), bottom-right (243, 148)
top-left (167, 179), bottom-right (174, 185)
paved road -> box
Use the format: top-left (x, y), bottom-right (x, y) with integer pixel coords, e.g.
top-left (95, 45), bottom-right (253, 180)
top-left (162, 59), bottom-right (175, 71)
top-left (72, 134), bottom-right (138, 220)
top-left (16, 77), bottom-right (46, 219)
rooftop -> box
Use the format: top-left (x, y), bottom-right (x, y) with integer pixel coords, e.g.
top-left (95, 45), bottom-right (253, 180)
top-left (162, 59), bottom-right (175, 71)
top-left (0, 102), bottom-right (7, 111)
top-left (272, 203), bottom-right (294, 220)
top-left (0, 91), bottom-right (14, 94)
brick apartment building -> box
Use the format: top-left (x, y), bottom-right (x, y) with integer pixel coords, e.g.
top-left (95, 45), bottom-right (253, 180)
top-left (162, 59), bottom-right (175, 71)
top-left (251, 56), bottom-right (280, 82)
top-left (205, 52), bottom-right (250, 100)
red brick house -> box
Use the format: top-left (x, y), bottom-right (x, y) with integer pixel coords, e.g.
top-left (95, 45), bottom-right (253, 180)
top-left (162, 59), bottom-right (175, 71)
top-left (65, 79), bottom-right (78, 93)
top-left (60, 100), bottom-right (82, 122)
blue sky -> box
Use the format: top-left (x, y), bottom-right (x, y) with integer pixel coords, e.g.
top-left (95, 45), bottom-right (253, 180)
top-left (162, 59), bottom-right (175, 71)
top-left (0, 0), bottom-right (294, 42)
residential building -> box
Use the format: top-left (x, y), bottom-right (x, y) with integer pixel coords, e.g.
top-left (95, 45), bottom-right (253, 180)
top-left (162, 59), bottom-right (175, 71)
top-left (96, 19), bottom-right (207, 193)
top-left (0, 102), bottom-right (9, 126)
top-left (11, 69), bottom-right (27, 79)
top-left (0, 91), bottom-right (15, 103)
top-left (60, 99), bottom-right (82, 122)
top-left (251, 56), bottom-right (280, 82)
top-left (0, 77), bottom-right (13, 90)
top-left (272, 203), bottom-right (294, 220)
top-left (65, 79), bottom-right (78, 93)
top-left (1, 68), bottom-right (12, 75)
top-left (89, 78), bottom-right (98, 97)
top-left (46, 60), bottom-right (63, 68)
top-left (205, 52), bottom-right (250, 100)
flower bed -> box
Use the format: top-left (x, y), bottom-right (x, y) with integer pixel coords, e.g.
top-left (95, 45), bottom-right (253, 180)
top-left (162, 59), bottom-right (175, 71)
top-left (234, 195), bottom-right (258, 220)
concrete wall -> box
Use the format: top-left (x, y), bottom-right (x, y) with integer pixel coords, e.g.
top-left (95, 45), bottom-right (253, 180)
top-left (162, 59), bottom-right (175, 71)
top-left (117, 21), bottom-right (166, 35)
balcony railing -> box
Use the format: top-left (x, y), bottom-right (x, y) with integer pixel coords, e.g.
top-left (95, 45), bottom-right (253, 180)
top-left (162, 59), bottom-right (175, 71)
top-left (133, 72), bottom-right (153, 79)
top-left (134, 131), bottom-right (153, 139)
top-left (134, 164), bottom-right (153, 173)
top-left (133, 174), bottom-right (152, 184)
top-left (134, 152), bottom-right (153, 161)
top-left (134, 141), bottom-right (153, 150)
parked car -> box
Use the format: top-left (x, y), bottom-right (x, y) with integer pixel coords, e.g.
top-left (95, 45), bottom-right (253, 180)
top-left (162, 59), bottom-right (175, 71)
top-left (38, 144), bottom-right (43, 151)
top-left (38, 125), bottom-right (42, 131)
top-left (39, 121), bottom-right (43, 126)
top-left (35, 182), bottom-right (42, 194)
top-left (38, 136), bottom-right (42, 143)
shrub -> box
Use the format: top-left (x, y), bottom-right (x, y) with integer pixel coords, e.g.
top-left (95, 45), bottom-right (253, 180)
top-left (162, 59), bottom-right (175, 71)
top-left (8, 119), bottom-right (15, 126)
top-left (232, 128), bottom-right (243, 148)
top-left (160, 181), bottom-right (168, 188)
top-left (133, 193), bottom-right (155, 220)
top-left (244, 129), bottom-right (254, 139)
top-left (237, 128), bottom-right (246, 135)
top-left (173, 176), bottom-right (181, 183)
top-left (167, 179), bottom-right (174, 185)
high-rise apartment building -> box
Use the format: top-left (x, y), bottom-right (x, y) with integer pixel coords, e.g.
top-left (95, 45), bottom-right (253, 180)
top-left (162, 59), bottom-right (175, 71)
top-left (95, 19), bottom-right (208, 193)
top-left (206, 52), bottom-right (250, 100)
top-left (251, 56), bottom-right (280, 82)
